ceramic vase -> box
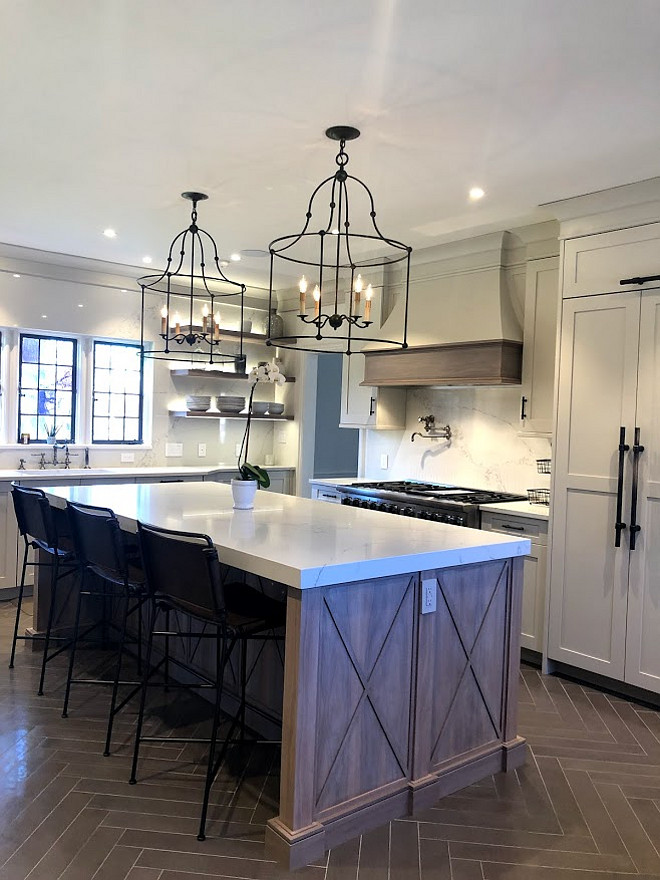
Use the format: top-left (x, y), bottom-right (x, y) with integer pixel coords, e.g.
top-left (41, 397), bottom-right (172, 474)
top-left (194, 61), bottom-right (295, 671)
top-left (231, 478), bottom-right (258, 509)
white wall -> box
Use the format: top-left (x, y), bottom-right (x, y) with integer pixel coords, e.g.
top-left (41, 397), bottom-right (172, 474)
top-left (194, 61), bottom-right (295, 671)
top-left (364, 386), bottom-right (551, 494)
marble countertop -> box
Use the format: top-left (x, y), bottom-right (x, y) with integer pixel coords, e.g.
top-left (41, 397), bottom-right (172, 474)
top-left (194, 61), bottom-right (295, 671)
top-left (0, 465), bottom-right (294, 481)
top-left (478, 500), bottom-right (550, 520)
top-left (39, 482), bottom-right (530, 590)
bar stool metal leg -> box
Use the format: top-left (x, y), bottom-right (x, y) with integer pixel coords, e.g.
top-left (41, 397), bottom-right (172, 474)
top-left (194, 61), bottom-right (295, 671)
top-left (61, 570), bottom-right (85, 717)
top-left (129, 601), bottom-right (157, 785)
top-left (38, 556), bottom-right (62, 696)
top-left (198, 626), bottom-right (228, 842)
top-left (9, 542), bottom-right (30, 670)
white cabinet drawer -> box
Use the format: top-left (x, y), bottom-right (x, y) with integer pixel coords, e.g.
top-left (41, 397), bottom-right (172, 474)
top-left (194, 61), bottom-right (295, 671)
top-left (481, 513), bottom-right (548, 544)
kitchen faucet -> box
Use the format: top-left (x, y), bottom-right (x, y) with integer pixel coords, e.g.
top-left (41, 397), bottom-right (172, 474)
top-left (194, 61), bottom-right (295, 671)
top-left (411, 414), bottom-right (452, 443)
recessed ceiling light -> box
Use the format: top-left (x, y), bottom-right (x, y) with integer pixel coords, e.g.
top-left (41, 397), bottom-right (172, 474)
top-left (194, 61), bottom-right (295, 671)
top-left (469, 187), bottom-right (485, 201)
top-left (219, 260), bottom-right (230, 268)
top-left (331, 228), bottom-right (339, 235)
top-left (103, 228), bottom-right (117, 238)
top-left (230, 253), bottom-right (241, 262)
top-left (41, 314), bottom-right (47, 319)
top-left (142, 256), bottom-right (152, 264)
top-left (120, 288), bottom-right (127, 293)
top-left (12, 273), bottom-right (20, 278)
top-left (77, 303), bottom-right (84, 308)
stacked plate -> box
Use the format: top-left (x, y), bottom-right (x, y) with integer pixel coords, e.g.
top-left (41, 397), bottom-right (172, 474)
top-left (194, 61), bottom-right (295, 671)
top-left (216, 395), bottom-right (245, 413)
top-left (186, 395), bottom-right (211, 412)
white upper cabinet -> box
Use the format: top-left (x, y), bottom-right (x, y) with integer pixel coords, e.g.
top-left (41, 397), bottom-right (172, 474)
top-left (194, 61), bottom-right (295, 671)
top-left (339, 353), bottom-right (406, 429)
top-left (519, 256), bottom-right (559, 436)
top-left (562, 222), bottom-right (660, 298)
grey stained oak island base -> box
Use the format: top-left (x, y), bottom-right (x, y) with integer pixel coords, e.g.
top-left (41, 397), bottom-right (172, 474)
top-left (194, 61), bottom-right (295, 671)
top-left (33, 482), bottom-right (528, 869)
top-left (266, 557), bottom-right (525, 868)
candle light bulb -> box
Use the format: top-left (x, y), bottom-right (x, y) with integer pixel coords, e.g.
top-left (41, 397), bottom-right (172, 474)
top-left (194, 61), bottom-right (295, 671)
top-left (298, 275), bottom-right (308, 315)
top-left (299, 275), bottom-right (308, 294)
top-left (213, 311), bottom-right (221, 341)
top-left (201, 303), bottom-right (209, 333)
top-left (364, 284), bottom-right (373, 322)
top-left (313, 284), bottom-right (321, 318)
top-left (353, 273), bottom-right (363, 310)
top-left (160, 306), bottom-right (168, 335)
top-left (174, 312), bottom-right (181, 335)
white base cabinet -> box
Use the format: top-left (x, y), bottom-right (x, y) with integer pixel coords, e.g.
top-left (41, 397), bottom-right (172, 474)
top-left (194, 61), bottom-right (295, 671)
top-left (481, 511), bottom-right (547, 652)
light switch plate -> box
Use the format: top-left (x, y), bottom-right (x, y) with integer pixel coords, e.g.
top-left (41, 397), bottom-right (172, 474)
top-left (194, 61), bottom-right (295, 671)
top-left (165, 442), bottom-right (183, 457)
top-left (421, 578), bottom-right (437, 614)
top-left (120, 452), bottom-right (135, 463)
top-left (380, 453), bottom-right (389, 469)
top-left (198, 443), bottom-right (207, 457)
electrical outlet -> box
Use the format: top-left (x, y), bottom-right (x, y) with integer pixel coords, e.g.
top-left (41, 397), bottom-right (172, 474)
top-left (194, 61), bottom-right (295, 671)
top-left (421, 578), bottom-right (437, 614)
top-left (380, 453), bottom-right (389, 469)
top-left (198, 443), bottom-right (207, 457)
top-left (165, 442), bottom-right (183, 457)
top-left (120, 452), bottom-right (135, 463)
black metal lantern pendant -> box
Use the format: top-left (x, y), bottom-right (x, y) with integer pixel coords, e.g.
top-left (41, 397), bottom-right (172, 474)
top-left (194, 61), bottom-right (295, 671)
top-left (139, 192), bottom-right (246, 368)
top-left (267, 126), bottom-right (411, 355)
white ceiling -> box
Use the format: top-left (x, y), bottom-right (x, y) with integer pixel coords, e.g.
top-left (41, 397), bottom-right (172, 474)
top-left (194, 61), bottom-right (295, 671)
top-left (2, 0), bottom-right (660, 290)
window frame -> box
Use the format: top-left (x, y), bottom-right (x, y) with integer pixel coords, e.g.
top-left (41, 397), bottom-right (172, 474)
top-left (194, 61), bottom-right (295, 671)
top-left (17, 332), bottom-right (79, 444)
top-left (91, 339), bottom-right (144, 445)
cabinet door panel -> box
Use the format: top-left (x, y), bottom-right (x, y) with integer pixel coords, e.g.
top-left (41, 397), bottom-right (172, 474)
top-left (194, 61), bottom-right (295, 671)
top-left (520, 545), bottom-right (546, 653)
top-left (0, 486), bottom-right (18, 592)
top-left (520, 257), bottom-right (559, 435)
top-left (626, 293), bottom-right (660, 692)
top-left (548, 293), bottom-right (639, 676)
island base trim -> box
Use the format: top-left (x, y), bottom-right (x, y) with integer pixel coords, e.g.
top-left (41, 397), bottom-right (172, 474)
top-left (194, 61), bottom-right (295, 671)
top-left (268, 738), bottom-right (527, 869)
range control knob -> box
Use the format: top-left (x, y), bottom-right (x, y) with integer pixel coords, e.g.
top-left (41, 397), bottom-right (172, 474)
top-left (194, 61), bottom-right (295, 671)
top-left (341, 497), bottom-right (351, 505)
top-left (403, 507), bottom-right (415, 517)
top-left (369, 501), bottom-right (380, 510)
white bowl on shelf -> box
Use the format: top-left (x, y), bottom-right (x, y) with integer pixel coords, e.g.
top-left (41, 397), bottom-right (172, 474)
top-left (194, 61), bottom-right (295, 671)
top-left (268, 402), bottom-right (285, 415)
top-left (186, 395), bottom-right (211, 412)
top-left (251, 401), bottom-right (269, 415)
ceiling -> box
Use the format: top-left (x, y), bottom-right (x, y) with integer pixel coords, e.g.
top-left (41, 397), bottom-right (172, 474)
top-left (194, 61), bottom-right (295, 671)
top-left (2, 0), bottom-right (660, 291)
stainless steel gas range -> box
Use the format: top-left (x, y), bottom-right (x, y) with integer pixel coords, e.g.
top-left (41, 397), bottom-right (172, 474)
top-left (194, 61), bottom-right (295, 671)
top-left (337, 480), bottom-right (526, 528)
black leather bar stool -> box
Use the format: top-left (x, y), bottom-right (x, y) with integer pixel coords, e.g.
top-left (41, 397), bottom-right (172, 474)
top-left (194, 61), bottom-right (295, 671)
top-left (129, 521), bottom-right (286, 841)
top-left (9, 484), bottom-right (78, 695)
top-left (63, 500), bottom-right (149, 756)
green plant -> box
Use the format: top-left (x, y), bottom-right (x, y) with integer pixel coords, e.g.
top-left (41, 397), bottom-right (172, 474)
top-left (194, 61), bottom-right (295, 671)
top-left (43, 421), bottom-right (59, 440)
top-left (236, 385), bottom-right (270, 488)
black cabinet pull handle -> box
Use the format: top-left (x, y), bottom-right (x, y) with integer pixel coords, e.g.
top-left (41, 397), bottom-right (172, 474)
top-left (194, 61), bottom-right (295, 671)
top-left (502, 524), bottom-right (525, 531)
top-left (615, 426), bottom-right (629, 547)
top-left (520, 396), bottom-right (528, 420)
top-left (369, 396), bottom-right (376, 416)
top-left (630, 426), bottom-right (644, 551)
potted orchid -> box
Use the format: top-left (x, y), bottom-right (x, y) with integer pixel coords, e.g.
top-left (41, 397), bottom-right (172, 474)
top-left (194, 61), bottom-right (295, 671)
top-left (43, 421), bottom-right (60, 445)
top-left (231, 361), bottom-right (286, 509)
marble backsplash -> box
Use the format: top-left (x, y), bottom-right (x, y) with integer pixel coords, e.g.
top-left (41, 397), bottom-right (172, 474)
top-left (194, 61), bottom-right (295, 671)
top-left (364, 386), bottom-right (552, 495)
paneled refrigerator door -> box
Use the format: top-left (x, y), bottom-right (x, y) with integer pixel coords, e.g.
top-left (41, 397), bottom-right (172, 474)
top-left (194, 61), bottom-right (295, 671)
top-left (625, 292), bottom-right (660, 692)
top-left (548, 292), bottom-right (640, 678)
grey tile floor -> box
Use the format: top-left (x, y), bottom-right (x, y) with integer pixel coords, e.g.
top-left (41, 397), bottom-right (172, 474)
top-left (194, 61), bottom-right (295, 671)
top-left (3, 597), bottom-right (660, 878)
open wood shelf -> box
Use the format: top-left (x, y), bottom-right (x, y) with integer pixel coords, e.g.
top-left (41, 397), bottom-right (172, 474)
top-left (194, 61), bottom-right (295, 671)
top-left (169, 410), bottom-right (294, 421)
top-left (170, 368), bottom-right (295, 382)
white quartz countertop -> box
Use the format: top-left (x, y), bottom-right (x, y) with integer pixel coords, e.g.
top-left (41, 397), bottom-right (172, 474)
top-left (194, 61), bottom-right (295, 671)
top-left (39, 482), bottom-right (530, 590)
top-left (479, 500), bottom-right (550, 520)
top-left (0, 465), bottom-right (293, 481)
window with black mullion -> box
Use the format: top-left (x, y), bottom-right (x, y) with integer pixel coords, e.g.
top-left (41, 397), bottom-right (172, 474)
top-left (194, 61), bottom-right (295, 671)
top-left (18, 334), bottom-right (77, 443)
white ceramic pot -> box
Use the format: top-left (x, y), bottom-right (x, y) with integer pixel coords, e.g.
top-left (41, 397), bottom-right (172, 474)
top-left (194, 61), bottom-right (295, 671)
top-left (231, 478), bottom-right (258, 510)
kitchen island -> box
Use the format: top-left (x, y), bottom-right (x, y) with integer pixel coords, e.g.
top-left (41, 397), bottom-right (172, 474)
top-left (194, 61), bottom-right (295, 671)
top-left (38, 481), bottom-right (530, 867)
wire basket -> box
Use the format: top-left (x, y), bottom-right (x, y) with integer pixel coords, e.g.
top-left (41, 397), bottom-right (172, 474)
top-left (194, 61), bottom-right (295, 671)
top-left (527, 488), bottom-right (550, 506)
top-left (536, 459), bottom-right (551, 474)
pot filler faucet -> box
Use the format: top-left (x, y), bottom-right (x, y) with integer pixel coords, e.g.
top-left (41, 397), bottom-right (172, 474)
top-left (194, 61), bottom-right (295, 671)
top-left (411, 414), bottom-right (452, 443)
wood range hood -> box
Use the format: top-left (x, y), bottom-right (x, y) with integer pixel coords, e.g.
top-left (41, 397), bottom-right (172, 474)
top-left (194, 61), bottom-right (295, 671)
top-left (362, 231), bottom-right (523, 387)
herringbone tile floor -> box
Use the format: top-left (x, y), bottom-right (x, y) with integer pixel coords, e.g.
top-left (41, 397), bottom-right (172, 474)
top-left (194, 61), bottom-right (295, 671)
top-left (3, 600), bottom-right (660, 879)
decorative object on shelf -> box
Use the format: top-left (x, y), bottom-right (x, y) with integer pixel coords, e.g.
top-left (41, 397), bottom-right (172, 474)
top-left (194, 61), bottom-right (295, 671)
top-left (234, 361), bottom-right (288, 503)
top-left (267, 125), bottom-right (412, 355)
top-left (268, 402), bottom-right (284, 415)
top-left (265, 308), bottom-right (284, 338)
top-left (527, 488), bottom-right (550, 505)
top-left (43, 422), bottom-right (60, 446)
top-left (138, 192), bottom-right (246, 368)
top-left (185, 395), bottom-right (211, 413)
top-left (536, 458), bottom-right (551, 474)
top-left (410, 414), bottom-right (452, 443)
top-left (216, 395), bottom-right (245, 413)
